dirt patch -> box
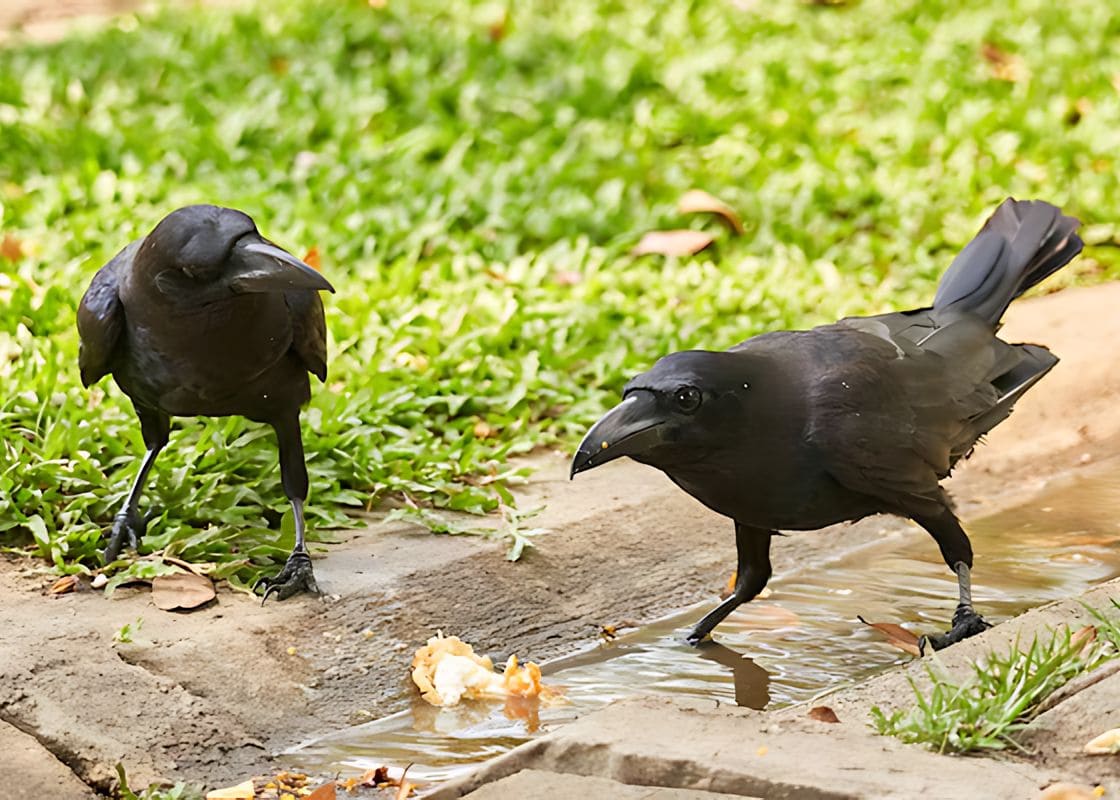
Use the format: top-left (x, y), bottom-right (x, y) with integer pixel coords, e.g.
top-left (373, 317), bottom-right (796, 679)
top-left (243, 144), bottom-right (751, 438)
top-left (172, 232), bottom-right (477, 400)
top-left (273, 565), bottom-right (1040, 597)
top-left (3, 281), bottom-right (1120, 796)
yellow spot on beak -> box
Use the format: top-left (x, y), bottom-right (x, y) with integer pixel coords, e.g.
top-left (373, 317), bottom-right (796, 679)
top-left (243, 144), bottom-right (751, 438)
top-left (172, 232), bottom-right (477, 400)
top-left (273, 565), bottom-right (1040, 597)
top-left (600, 441), bottom-right (609, 449)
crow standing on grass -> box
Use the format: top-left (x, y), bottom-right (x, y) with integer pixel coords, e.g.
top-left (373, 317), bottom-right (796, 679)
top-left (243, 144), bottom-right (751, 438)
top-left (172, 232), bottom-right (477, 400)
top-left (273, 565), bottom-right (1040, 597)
top-left (572, 199), bottom-right (1082, 649)
top-left (77, 205), bottom-right (335, 600)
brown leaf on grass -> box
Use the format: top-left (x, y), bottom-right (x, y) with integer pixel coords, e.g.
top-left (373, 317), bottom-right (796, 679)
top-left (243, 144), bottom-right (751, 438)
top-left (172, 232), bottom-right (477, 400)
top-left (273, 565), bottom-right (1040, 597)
top-left (49, 575), bottom-right (77, 595)
top-left (488, 10), bottom-right (509, 42)
top-left (980, 42), bottom-right (1027, 82)
top-left (303, 246), bottom-right (322, 271)
top-left (306, 782), bottom-right (337, 800)
top-left (1084, 728), bottom-right (1120, 755)
top-left (808, 705), bottom-right (840, 723)
top-left (858, 616), bottom-right (922, 656)
top-left (205, 781), bottom-right (254, 800)
top-left (632, 229), bottom-right (714, 257)
top-left (152, 571), bottom-right (216, 611)
top-left (1070, 625), bottom-right (1097, 657)
top-left (1, 235), bottom-right (23, 262)
top-left (677, 189), bottom-right (744, 235)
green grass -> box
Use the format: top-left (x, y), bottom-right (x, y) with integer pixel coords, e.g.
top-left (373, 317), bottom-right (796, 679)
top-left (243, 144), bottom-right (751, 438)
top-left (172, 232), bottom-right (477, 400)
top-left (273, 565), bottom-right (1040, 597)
top-left (2, 0), bottom-right (1119, 583)
top-left (871, 600), bottom-right (1120, 753)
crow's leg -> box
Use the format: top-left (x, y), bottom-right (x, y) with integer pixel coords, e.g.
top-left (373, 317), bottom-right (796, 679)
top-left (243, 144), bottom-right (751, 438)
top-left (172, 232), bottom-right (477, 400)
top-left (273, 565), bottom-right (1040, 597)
top-left (914, 508), bottom-right (992, 652)
top-left (687, 524), bottom-right (773, 646)
top-left (256, 413), bottom-right (320, 602)
top-left (103, 407), bottom-right (169, 563)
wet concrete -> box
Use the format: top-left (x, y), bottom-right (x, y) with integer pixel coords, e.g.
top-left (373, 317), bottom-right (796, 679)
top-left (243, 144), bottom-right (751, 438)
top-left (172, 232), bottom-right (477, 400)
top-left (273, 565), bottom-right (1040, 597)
top-left (286, 462), bottom-right (1120, 787)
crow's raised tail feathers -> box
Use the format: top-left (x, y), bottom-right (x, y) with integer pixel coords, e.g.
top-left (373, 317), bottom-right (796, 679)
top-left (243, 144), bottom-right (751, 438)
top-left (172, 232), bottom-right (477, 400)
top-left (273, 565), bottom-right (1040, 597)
top-left (933, 199), bottom-right (1083, 326)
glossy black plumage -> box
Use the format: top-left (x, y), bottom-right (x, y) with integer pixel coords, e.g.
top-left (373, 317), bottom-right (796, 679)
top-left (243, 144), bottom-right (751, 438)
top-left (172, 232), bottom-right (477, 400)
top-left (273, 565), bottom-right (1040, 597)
top-left (78, 205), bottom-right (334, 599)
top-left (572, 198), bottom-right (1083, 648)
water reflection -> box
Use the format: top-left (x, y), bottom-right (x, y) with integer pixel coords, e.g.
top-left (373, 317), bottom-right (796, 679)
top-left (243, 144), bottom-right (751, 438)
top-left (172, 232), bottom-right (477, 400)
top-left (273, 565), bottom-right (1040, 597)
top-left (285, 462), bottom-right (1120, 786)
top-left (694, 641), bottom-right (770, 709)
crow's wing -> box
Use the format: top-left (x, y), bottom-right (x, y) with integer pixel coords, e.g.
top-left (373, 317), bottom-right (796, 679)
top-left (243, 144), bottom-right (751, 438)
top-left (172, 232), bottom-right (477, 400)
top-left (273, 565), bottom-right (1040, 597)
top-left (803, 317), bottom-right (1026, 516)
top-left (284, 290), bottom-right (327, 382)
top-left (77, 241), bottom-right (140, 387)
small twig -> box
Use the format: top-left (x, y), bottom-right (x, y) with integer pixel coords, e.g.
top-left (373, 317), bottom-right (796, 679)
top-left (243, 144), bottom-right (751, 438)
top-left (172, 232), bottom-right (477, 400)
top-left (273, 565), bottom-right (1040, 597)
top-left (1033, 658), bottom-right (1120, 715)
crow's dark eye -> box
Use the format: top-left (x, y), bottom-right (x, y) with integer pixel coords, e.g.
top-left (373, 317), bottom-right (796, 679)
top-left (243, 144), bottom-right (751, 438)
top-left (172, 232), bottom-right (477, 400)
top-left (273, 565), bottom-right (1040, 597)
top-left (674, 386), bottom-right (702, 413)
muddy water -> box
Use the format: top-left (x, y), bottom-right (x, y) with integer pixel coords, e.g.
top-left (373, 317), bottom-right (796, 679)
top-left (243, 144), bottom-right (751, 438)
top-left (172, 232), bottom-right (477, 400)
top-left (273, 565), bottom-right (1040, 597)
top-left (285, 464), bottom-right (1120, 785)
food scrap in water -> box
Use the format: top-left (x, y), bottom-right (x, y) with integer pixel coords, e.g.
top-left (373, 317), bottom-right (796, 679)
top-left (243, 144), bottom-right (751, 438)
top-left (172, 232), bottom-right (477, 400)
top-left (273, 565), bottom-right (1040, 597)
top-left (410, 632), bottom-right (562, 706)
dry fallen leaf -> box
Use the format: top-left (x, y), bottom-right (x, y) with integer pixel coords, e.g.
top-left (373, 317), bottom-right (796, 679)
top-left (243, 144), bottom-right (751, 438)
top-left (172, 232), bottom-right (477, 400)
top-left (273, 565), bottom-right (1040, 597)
top-left (1084, 728), bottom-right (1120, 755)
top-left (1, 234), bottom-right (23, 262)
top-left (306, 782), bottom-right (337, 800)
top-left (858, 616), bottom-right (922, 657)
top-left (395, 765), bottom-right (414, 800)
top-left (205, 780), bottom-right (254, 800)
top-left (720, 571), bottom-right (772, 601)
top-left (1071, 625), bottom-right (1097, 657)
top-left (49, 575), bottom-right (77, 595)
top-left (980, 41), bottom-right (1027, 82)
top-left (677, 189), bottom-right (744, 235)
top-left (488, 10), bottom-right (508, 42)
top-left (303, 246), bottom-right (322, 271)
top-left (151, 571), bottom-right (216, 611)
top-left (1038, 782), bottom-right (1104, 800)
top-left (631, 229), bottom-right (714, 257)
top-left (808, 705), bottom-right (840, 723)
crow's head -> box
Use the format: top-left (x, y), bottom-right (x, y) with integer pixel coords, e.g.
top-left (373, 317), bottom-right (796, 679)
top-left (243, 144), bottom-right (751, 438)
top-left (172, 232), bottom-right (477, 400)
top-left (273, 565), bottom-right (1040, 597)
top-left (571, 349), bottom-right (755, 477)
top-left (140, 205), bottom-right (334, 294)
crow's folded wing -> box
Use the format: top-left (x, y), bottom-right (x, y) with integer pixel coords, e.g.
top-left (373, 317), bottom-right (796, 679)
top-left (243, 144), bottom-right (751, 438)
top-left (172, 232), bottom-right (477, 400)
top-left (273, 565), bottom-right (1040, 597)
top-left (284, 290), bottom-right (327, 382)
top-left (803, 321), bottom-right (1003, 516)
top-left (76, 241), bottom-right (139, 387)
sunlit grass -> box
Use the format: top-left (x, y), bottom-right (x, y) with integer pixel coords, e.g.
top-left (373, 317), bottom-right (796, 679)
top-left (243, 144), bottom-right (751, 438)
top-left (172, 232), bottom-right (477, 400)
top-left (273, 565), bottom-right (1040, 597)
top-left (2, 0), bottom-right (1118, 582)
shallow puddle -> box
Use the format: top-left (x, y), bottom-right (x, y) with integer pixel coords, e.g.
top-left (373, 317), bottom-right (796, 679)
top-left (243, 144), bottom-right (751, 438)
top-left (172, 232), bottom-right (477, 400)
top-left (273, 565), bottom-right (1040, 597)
top-left (285, 463), bottom-right (1120, 786)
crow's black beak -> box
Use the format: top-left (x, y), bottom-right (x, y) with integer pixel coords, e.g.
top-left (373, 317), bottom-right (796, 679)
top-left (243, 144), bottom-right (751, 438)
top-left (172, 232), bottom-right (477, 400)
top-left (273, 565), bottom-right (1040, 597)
top-left (228, 238), bottom-right (335, 294)
top-left (571, 390), bottom-right (667, 478)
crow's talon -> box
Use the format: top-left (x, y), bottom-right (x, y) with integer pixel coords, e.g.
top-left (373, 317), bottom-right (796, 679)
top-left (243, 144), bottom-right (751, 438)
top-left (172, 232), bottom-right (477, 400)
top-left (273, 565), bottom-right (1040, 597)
top-left (921, 606), bottom-right (992, 652)
top-left (256, 551), bottom-right (320, 603)
top-left (102, 508), bottom-right (148, 563)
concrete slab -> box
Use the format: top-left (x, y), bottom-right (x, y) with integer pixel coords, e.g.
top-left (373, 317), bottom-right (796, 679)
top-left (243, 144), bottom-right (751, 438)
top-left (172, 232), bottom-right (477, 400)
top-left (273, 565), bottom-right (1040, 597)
top-left (462, 770), bottom-right (755, 800)
top-left (434, 695), bottom-right (1047, 800)
top-left (0, 718), bottom-right (97, 799)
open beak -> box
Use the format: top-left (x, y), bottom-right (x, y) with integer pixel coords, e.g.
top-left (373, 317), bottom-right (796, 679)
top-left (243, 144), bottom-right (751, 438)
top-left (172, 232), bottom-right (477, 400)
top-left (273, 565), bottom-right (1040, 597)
top-left (228, 238), bottom-right (335, 294)
top-left (571, 390), bottom-right (668, 478)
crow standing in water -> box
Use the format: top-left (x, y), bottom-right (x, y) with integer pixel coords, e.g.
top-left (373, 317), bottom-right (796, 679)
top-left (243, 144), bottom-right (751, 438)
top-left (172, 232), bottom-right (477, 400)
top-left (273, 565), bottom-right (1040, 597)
top-left (572, 199), bottom-right (1082, 649)
top-left (77, 205), bottom-right (335, 600)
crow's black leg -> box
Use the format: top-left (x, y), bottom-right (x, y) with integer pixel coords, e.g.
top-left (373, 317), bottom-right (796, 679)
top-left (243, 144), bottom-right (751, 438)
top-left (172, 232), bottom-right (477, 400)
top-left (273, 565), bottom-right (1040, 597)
top-left (256, 413), bottom-right (320, 602)
top-left (687, 523), bottom-right (773, 646)
top-left (103, 407), bottom-right (169, 563)
top-left (914, 508), bottom-right (992, 652)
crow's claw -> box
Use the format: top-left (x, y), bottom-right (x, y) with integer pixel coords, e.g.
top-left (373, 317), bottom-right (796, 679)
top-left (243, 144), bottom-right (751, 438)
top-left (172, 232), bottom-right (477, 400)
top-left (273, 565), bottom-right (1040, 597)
top-left (255, 551), bottom-right (320, 604)
top-left (919, 604), bottom-right (992, 653)
top-left (102, 508), bottom-right (148, 563)
top-left (685, 630), bottom-right (710, 648)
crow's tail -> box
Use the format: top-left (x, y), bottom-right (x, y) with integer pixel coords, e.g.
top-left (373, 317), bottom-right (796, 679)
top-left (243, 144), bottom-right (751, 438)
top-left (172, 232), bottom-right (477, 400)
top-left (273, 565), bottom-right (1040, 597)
top-left (933, 198), bottom-right (1083, 326)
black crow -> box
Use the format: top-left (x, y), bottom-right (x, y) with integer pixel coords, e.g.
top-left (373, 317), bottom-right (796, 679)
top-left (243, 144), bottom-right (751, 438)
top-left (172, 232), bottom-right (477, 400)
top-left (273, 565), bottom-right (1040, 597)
top-left (571, 199), bottom-right (1082, 649)
top-left (77, 205), bottom-right (335, 601)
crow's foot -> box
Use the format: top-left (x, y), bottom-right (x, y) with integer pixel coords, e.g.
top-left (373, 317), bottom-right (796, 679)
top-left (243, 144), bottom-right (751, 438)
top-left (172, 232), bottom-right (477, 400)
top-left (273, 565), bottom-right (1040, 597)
top-left (685, 629), bottom-right (710, 648)
top-left (255, 551), bottom-right (320, 603)
top-left (102, 508), bottom-right (148, 563)
top-left (920, 604), bottom-right (992, 653)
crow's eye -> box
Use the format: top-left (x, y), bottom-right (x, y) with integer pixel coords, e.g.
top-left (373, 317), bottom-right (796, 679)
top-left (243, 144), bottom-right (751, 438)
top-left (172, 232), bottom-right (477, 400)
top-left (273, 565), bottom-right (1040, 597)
top-left (674, 386), bottom-right (702, 413)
